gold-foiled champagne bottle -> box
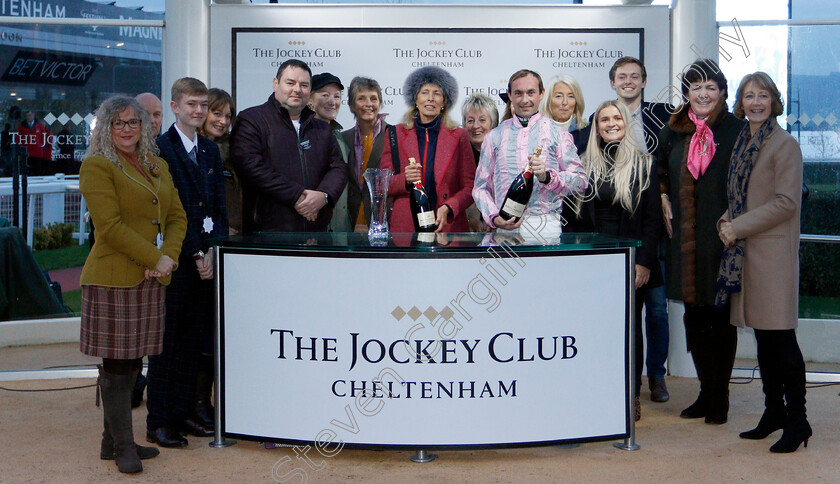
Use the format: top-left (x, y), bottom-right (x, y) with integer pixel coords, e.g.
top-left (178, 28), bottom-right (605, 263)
top-left (406, 157), bottom-right (438, 232)
top-left (499, 146), bottom-right (542, 223)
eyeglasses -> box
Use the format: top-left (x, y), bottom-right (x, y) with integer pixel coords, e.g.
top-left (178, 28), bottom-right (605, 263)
top-left (111, 118), bottom-right (141, 130)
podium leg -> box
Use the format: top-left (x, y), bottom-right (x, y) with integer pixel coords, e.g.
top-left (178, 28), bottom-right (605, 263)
top-left (410, 450), bottom-right (438, 463)
top-left (211, 246), bottom-right (236, 449)
top-left (615, 247), bottom-right (640, 452)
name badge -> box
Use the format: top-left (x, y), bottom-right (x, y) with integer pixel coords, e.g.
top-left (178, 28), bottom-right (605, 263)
top-left (300, 139), bottom-right (311, 150)
top-left (155, 233), bottom-right (164, 249)
top-left (203, 216), bottom-right (214, 234)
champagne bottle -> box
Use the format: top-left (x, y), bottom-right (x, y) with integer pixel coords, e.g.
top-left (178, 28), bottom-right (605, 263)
top-left (499, 146), bottom-right (542, 222)
top-left (406, 157), bottom-right (438, 232)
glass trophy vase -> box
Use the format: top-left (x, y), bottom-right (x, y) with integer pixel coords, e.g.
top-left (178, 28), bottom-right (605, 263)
top-left (362, 168), bottom-right (393, 242)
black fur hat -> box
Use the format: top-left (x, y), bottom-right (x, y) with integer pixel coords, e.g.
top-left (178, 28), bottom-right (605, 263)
top-left (402, 66), bottom-right (458, 110)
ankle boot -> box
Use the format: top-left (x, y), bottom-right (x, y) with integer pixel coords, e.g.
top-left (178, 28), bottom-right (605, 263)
top-left (98, 367), bottom-right (143, 473)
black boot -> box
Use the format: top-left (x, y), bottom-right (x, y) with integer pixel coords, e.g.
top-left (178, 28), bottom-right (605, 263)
top-left (98, 366), bottom-right (143, 473)
top-left (741, 409), bottom-right (786, 440)
top-left (705, 322), bottom-right (736, 425)
top-left (680, 349), bottom-right (709, 419)
top-left (681, 308), bottom-right (710, 419)
top-left (770, 332), bottom-right (811, 453)
top-left (741, 330), bottom-right (786, 439)
top-left (131, 371), bottom-right (147, 409)
top-left (194, 357), bottom-right (215, 430)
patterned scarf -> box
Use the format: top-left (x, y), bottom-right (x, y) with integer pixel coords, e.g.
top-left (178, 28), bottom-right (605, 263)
top-left (687, 109), bottom-right (716, 179)
top-left (715, 119), bottom-right (775, 306)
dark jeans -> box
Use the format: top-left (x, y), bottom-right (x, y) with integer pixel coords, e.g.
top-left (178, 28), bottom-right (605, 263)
top-left (643, 279), bottom-right (669, 379)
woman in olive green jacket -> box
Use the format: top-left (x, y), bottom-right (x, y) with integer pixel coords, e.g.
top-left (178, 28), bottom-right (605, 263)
top-left (79, 95), bottom-right (186, 474)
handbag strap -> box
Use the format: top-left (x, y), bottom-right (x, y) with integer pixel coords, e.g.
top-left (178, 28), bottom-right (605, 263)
top-left (388, 125), bottom-right (400, 175)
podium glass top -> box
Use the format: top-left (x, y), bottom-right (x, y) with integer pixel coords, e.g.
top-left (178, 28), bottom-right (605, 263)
top-left (212, 232), bottom-right (640, 254)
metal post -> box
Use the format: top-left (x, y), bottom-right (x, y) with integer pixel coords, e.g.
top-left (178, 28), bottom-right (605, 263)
top-left (21, 156), bottom-right (28, 239)
top-left (615, 247), bottom-right (640, 451)
top-left (210, 245), bottom-right (235, 448)
top-left (410, 449), bottom-right (437, 463)
top-left (12, 147), bottom-right (19, 227)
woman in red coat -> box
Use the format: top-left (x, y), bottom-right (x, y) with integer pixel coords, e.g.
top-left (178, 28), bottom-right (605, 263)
top-left (382, 66), bottom-right (475, 232)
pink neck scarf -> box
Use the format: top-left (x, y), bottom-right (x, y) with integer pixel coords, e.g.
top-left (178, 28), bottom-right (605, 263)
top-left (687, 108), bottom-right (716, 179)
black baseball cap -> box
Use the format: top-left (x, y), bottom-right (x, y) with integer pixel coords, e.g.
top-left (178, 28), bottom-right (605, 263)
top-left (311, 73), bottom-right (344, 92)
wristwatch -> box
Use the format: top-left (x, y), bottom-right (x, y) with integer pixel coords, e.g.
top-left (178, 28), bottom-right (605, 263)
top-left (193, 250), bottom-right (205, 261)
top-left (324, 192), bottom-right (330, 205)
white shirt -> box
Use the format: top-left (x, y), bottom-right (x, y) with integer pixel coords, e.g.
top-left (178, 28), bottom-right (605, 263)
top-left (630, 104), bottom-right (649, 155)
top-left (173, 123), bottom-right (198, 156)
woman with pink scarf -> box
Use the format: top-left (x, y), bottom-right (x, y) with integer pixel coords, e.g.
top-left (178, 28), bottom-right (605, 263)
top-left (656, 59), bottom-right (746, 425)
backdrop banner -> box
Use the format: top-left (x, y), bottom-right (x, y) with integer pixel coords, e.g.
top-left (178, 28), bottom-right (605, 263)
top-left (233, 28), bottom-right (642, 127)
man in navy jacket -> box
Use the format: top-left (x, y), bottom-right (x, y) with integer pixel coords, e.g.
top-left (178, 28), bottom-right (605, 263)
top-left (230, 59), bottom-right (347, 233)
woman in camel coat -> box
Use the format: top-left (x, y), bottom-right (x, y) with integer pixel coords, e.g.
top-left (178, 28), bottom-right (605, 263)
top-left (717, 72), bottom-right (809, 453)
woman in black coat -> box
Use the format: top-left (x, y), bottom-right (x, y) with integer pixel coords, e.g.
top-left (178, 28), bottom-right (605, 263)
top-left (657, 59), bottom-right (746, 425)
top-left (570, 99), bottom-right (662, 421)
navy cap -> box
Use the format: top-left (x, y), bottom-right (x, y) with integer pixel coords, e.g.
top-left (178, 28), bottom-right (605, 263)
top-left (311, 72), bottom-right (344, 92)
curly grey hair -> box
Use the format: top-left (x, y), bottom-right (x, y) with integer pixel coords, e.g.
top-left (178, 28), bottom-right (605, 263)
top-left (86, 95), bottom-right (159, 166)
top-left (402, 66), bottom-right (459, 129)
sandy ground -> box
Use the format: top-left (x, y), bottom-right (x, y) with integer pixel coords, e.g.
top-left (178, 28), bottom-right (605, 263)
top-left (1, 354), bottom-right (839, 483)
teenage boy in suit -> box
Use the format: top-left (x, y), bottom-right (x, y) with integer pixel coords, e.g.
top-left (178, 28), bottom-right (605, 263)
top-left (146, 77), bottom-right (228, 447)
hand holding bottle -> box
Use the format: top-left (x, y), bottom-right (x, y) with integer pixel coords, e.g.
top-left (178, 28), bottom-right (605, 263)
top-left (530, 151), bottom-right (547, 183)
top-left (493, 214), bottom-right (524, 230)
top-left (498, 146), bottom-right (541, 223)
top-left (404, 161), bottom-right (422, 185)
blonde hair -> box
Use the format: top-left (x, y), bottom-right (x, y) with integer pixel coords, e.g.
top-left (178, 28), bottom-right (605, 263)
top-left (402, 104), bottom-right (459, 130)
top-left (539, 75), bottom-right (588, 128)
top-left (86, 95), bottom-right (159, 166)
top-left (576, 100), bottom-right (651, 215)
top-left (461, 93), bottom-right (500, 129)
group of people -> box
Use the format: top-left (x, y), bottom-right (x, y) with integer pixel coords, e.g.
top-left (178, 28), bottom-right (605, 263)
top-left (78, 55), bottom-right (810, 473)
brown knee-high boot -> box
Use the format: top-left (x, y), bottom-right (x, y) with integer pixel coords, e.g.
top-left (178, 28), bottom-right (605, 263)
top-left (98, 366), bottom-right (144, 473)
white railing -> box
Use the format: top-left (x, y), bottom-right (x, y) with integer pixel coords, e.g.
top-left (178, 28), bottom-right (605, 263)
top-left (0, 174), bottom-right (87, 247)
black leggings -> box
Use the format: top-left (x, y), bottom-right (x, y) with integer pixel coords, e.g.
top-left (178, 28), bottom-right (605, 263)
top-left (102, 358), bottom-right (142, 375)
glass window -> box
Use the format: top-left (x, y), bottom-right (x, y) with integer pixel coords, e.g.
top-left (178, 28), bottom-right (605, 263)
top-left (717, 0), bottom-right (788, 22)
top-left (0, 4), bottom-right (163, 325)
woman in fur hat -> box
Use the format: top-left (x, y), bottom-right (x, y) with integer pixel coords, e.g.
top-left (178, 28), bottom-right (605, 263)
top-left (381, 66), bottom-right (476, 232)
top-left (657, 59), bottom-right (746, 425)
